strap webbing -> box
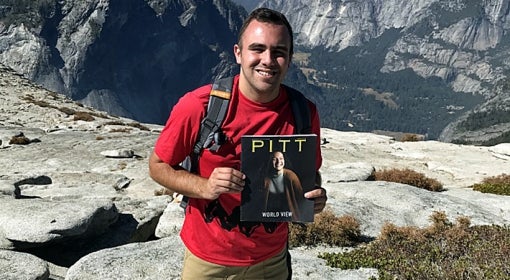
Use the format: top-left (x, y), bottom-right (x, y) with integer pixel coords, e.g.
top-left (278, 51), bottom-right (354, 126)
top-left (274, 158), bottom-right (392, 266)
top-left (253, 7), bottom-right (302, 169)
top-left (180, 77), bottom-right (234, 210)
top-left (192, 77), bottom-right (234, 155)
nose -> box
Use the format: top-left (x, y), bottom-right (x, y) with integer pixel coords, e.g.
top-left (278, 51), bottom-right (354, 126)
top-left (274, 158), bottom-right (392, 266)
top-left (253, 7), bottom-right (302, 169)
top-left (261, 50), bottom-right (276, 65)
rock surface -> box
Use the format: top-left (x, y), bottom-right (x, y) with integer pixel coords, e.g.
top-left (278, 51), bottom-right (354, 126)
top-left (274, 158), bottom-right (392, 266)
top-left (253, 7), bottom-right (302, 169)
top-left (1, 65), bottom-right (509, 279)
top-left (0, 250), bottom-right (49, 280)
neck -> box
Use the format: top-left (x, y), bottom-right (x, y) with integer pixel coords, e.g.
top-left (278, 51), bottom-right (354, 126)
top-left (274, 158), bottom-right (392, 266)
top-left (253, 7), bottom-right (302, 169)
top-left (238, 79), bottom-right (280, 103)
top-left (270, 169), bottom-right (283, 176)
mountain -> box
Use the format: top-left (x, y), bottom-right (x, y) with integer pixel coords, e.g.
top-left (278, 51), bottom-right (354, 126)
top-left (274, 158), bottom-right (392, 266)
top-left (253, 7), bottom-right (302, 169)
top-left (257, 0), bottom-right (510, 144)
top-left (230, 0), bottom-right (258, 12)
top-left (1, 0), bottom-right (510, 144)
top-left (0, 0), bottom-right (245, 124)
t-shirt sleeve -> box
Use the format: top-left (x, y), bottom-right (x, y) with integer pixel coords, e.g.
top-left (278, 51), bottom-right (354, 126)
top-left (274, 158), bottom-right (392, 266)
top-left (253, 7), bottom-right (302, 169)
top-left (154, 86), bottom-right (210, 165)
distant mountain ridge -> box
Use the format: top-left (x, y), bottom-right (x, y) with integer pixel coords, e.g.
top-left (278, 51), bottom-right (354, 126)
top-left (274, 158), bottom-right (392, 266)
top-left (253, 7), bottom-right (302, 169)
top-left (0, 0), bottom-right (245, 124)
top-left (260, 0), bottom-right (508, 97)
top-left (255, 0), bottom-right (510, 144)
top-left (2, 0), bottom-right (510, 144)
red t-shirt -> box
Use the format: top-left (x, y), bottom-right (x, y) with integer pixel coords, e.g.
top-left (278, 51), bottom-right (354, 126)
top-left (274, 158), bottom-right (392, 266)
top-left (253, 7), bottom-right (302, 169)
top-left (154, 75), bottom-right (322, 266)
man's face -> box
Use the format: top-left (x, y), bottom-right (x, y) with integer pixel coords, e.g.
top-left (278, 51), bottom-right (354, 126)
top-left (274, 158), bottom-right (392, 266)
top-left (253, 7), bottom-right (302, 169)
top-left (272, 152), bottom-right (285, 171)
top-left (234, 20), bottom-right (292, 103)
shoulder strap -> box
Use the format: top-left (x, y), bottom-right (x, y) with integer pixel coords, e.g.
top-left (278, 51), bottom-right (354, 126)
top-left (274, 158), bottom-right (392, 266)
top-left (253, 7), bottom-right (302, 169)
top-left (285, 85), bottom-right (312, 134)
top-left (192, 76), bottom-right (234, 155)
top-left (180, 77), bottom-right (234, 210)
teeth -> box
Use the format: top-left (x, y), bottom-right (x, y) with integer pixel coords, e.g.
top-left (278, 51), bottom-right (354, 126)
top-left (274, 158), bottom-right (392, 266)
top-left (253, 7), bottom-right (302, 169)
top-left (257, 70), bottom-right (274, 76)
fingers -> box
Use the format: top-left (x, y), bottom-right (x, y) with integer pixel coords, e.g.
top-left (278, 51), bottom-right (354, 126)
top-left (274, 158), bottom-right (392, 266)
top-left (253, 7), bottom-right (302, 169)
top-left (313, 196), bottom-right (327, 214)
top-left (304, 187), bottom-right (327, 214)
top-left (304, 187), bottom-right (325, 199)
top-left (206, 167), bottom-right (245, 199)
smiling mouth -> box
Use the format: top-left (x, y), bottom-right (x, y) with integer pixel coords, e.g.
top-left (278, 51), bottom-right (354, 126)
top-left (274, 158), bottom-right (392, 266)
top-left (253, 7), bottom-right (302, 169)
top-left (256, 69), bottom-right (277, 77)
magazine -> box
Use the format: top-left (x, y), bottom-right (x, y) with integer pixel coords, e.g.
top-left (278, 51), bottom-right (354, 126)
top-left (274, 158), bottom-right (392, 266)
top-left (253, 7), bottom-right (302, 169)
top-left (240, 134), bottom-right (317, 223)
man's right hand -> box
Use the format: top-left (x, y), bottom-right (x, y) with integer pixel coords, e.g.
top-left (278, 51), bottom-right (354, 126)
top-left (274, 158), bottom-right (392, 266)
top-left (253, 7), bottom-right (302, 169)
top-left (202, 167), bottom-right (245, 200)
top-left (149, 152), bottom-right (245, 200)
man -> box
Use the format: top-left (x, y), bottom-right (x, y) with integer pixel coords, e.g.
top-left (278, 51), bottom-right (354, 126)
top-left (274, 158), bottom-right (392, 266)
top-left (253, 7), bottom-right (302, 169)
top-left (263, 151), bottom-right (304, 221)
top-left (149, 7), bottom-right (327, 279)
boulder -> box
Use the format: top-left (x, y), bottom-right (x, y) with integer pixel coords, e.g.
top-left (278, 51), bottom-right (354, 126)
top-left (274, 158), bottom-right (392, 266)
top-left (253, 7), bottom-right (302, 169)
top-left (65, 237), bottom-right (184, 280)
top-left (0, 198), bottom-right (118, 250)
top-left (0, 250), bottom-right (49, 280)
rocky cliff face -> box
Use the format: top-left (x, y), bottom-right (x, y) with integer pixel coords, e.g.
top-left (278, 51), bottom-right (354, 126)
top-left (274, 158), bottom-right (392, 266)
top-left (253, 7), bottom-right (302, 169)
top-left (260, 0), bottom-right (510, 144)
top-left (0, 0), bottom-right (245, 124)
top-left (262, 0), bottom-right (509, 95)
top-left (2, 0), bottom-right (510, 143)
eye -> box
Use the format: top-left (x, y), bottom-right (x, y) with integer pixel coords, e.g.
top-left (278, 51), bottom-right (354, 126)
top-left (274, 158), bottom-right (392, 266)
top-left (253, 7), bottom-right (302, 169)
top-left (274, 51), bottom-right (284, 57)
top-left (251, 47), bottom-right (264, 53)
top-left (248, 43), bottom-right (267, 53)
top-left (272, 48), bottom-right (288, 58)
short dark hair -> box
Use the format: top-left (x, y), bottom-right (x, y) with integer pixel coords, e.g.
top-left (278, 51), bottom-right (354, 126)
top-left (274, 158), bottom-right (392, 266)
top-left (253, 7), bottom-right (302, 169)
top-left (238, 8), bottom-right (294, 56)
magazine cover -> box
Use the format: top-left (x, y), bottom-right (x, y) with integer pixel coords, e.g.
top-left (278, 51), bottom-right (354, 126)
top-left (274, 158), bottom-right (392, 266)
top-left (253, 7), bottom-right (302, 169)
top-left (240, 134), bottom-right (317, 223)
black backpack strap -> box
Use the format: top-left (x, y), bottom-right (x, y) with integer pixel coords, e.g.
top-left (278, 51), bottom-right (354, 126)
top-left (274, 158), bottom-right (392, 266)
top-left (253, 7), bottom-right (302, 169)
top-left (192, 76), bottom-right (234, 154)
top-left (180, 76), bottom-right (234, 210)
top-left (285, 85), bottom-right (312, 134)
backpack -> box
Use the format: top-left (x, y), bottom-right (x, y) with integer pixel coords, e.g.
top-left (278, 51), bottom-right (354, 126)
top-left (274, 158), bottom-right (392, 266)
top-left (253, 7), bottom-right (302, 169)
top-left (179, 76), bottom-right (312, 209)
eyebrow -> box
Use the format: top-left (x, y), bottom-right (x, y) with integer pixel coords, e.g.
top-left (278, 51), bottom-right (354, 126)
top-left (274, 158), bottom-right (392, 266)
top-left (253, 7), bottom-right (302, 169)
top-left (247, 43), bottom-right (289, 52)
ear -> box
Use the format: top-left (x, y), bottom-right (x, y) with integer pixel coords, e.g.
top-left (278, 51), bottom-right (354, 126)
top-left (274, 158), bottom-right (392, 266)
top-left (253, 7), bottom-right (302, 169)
top-left (234, 44), bottom-right (241, 64)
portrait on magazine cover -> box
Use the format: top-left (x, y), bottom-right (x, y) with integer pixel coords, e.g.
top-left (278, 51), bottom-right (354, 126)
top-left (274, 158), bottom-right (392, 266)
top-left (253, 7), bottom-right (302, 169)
top-left (241, 135), bottom-right (316, 222)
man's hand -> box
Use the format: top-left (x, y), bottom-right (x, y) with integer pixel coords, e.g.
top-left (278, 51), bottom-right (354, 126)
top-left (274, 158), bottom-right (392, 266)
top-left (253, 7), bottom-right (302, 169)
top-left (304, 187), bottom-right (327, 214)
top-left (202, 167), bottom-right (245, 200)
top-left (149, 152), bottom-right (245, 201)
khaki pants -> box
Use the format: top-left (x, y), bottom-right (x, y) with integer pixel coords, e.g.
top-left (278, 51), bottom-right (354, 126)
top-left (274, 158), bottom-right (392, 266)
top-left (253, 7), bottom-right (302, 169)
top-left (181, 247), bottom-right (289, 280)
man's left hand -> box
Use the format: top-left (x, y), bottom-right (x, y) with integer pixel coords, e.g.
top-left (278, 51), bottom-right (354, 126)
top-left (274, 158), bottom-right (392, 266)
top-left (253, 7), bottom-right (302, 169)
top-left (304, 187), bottom-right (327, 214)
